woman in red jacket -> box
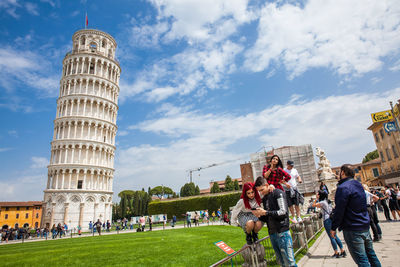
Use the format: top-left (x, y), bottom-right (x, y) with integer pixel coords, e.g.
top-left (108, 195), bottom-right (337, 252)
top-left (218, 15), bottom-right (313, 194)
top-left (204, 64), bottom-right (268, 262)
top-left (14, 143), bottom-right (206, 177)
top-left (263, 155), bottom-right (291, 191)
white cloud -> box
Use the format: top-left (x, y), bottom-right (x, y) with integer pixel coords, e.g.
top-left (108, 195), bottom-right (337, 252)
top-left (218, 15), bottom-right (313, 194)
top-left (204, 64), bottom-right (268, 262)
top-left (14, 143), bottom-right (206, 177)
top-left (120, 40), bottom-right (243, 102)
top-left (389, 59), bottom-right (400, 72)
top-left (115, 87), bottom-right (399, 192)
top-left (0, 47), bottom-right (59, 97)
top-left (117, 130), bottom-right (129, 137)
top-left (8, 130), bottom-right (18, 137)
top-left (148, 0), bottom-right (253, 43)
top-left (129, 22), bottom-right (169, 48)
top-left (70, 10), bottom-right (80, 17)
top-left (25, 2), bottom-right (39, 16)
top-left (245, 0), bottom-right (400, 78)
top-left (40, 0), bottom-right (56, 8)
top-left (0, 182), bottom-right (15, 200)
top-left (0, 148), bottom-right (13, 152)
top-left (120, 0), bottom-right (256, 103)
top-left (0, 174), bottom-right (45, 201)
top-left (0, 0), bottom-right (20, 18)
top-left (30, 157), bottom-right (49, 169)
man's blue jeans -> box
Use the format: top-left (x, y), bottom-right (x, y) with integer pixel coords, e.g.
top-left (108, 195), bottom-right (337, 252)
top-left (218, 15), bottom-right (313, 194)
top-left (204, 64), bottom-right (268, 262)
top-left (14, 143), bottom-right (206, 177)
top-left (343, 230), bottom-right (381, 267)
top-left (270, 230), bottom-right (297, 267)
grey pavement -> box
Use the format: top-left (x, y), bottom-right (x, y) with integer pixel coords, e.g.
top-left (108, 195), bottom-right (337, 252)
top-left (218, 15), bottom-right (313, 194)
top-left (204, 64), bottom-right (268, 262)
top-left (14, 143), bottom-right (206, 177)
top-left (0, 220), bottom-right (222, 246)
top-left (299, 213), bottom-right (400, 267)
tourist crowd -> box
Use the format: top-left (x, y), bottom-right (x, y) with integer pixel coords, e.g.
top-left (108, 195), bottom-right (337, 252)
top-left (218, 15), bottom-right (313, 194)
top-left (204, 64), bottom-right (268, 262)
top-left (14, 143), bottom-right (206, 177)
top-left (230, 156), bottom-right (400, 267)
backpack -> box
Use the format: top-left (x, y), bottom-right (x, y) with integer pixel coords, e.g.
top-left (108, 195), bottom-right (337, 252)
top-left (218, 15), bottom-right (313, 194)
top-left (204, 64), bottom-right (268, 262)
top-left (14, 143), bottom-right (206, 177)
top-left (319, 201), bottom-right (332, 220)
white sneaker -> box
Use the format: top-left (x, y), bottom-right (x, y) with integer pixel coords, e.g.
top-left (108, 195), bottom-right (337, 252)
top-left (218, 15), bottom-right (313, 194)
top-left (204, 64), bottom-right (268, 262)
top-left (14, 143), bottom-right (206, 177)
top-left (297, 217), bottom-right (303, 223)
top-left (290, 217), bottom-right (298, 223)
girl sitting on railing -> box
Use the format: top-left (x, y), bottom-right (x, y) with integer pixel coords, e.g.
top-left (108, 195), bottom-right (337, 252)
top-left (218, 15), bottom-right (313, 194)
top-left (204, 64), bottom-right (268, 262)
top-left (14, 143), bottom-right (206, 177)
top-left (231, 182), bottom-right (263, 245)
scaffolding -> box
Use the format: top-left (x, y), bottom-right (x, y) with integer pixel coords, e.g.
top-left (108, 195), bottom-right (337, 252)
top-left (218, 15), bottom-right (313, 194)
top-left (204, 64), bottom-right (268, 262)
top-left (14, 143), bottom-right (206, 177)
top-left (250, 144), bottom-right (318, 194)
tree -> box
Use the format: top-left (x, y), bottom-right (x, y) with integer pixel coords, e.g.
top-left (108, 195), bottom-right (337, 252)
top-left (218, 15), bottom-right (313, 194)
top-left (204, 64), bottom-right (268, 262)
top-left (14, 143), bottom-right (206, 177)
top-left (180, 182), bottom-right (197, 197)
top-left (112, 203), bottom-right (121, 220)
top-left (362, 150), bottom-right (379, 163)
top-left (195, 185), bottom-right (200, 195)
top-left (224, 175), bottom-right (234, 191)
top-left (234, 179), bottom-right (240, 190)
top-left (118, 190), bottom-right (135, 218)
top-left (210, 182), bottom-right (221, 193)
top-left (117, 189), bottom-right (152, 217)
top-left (150, 186), bottom-right (174, 199)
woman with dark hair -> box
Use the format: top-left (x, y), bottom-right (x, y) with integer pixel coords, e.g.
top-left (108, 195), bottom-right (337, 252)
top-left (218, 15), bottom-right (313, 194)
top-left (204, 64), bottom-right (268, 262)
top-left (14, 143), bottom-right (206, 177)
top-left (231, 182), bottom-right (263, 245)
top-left (262, 155), bottom-right (291, 191)
top-left (313, 190), bottom-right (346, 258)
top-left (320, 182), bottom-right (329, 194)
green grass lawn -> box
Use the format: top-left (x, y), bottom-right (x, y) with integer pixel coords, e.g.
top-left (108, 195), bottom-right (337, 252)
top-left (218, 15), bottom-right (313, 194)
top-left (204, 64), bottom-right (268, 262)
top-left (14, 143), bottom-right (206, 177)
top-left (0, 225), bottom-right (270, 267)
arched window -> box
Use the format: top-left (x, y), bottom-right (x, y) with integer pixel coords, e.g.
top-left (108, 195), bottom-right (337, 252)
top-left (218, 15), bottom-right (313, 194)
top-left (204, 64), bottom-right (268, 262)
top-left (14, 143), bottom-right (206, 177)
top-left (102, 39), bottom-right (106, 48)
top-left (90, 42), bottom-right (97, 52)
top-left (81, 36), bottom-right (86, 45)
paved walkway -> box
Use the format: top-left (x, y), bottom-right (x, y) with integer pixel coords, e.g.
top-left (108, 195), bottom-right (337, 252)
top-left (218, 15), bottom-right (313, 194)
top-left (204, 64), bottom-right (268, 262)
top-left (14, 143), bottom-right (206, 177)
top-left (299, 213), bottom-right (400, 267)
top-left (0, 220), bottom-right (222, 246)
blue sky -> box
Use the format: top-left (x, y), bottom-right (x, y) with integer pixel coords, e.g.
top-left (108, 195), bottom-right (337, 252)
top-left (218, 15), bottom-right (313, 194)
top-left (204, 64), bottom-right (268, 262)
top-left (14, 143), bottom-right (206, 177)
top-left (0, 0), bottom-right (399, 201)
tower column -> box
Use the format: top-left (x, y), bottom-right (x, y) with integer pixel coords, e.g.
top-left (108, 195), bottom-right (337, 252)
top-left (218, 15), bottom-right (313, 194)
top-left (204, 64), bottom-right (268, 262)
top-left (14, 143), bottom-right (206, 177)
top-left (79, 203), bottom-right (84, 227)
top-left (50, 203), bottom-right (56, 227)
top-left (64, 203), bottom-right (69, 223)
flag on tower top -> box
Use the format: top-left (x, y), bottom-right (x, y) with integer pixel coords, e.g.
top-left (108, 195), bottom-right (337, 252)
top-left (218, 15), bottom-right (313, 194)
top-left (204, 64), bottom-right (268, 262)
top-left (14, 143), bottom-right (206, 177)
top-left (85, 13), bottom-right (88, 28)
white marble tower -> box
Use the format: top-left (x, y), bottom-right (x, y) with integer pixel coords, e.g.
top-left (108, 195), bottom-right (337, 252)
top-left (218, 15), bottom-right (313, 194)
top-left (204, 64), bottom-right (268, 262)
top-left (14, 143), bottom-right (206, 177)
top-left (42, 29), bottom-right (120, 230)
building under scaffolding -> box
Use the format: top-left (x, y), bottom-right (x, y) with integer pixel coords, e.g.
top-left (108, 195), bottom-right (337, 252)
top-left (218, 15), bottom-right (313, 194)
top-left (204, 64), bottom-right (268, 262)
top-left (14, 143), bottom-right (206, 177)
top-left (250, 144), bottom-right (318, 195)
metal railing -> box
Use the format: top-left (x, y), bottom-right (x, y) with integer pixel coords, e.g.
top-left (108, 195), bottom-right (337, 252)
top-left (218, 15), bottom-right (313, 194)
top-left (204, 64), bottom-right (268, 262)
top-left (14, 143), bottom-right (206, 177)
top-left (210, 214), bottom-right (324, 266)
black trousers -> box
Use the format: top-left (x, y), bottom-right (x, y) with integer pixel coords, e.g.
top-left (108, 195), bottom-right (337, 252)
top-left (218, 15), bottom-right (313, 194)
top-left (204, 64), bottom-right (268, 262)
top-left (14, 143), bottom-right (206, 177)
top-left (381, 201), bottom-right (391, 220)
top-left (367, 206), bottom-right (379, 239)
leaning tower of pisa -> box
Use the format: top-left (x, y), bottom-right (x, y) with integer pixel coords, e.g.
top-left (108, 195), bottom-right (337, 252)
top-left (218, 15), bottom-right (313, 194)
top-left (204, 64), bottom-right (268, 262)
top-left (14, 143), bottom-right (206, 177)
top-left (42, 29), bottom-right (120, 230)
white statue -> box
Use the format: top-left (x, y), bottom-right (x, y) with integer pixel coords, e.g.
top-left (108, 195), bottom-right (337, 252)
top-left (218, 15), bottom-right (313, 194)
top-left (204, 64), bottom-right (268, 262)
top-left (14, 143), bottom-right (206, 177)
top-left (315, 147), bottom-right (336, 181)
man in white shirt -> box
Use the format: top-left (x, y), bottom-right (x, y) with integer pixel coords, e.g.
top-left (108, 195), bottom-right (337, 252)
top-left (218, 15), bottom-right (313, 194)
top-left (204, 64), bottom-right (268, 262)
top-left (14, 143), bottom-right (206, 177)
top-left (284, 160), bottom-right (303, 223)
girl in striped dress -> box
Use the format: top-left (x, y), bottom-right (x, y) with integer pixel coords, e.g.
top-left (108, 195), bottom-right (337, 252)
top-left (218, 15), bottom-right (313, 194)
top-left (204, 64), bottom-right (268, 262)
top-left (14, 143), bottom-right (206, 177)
top-left (231, 182), bottom-right (263, 245)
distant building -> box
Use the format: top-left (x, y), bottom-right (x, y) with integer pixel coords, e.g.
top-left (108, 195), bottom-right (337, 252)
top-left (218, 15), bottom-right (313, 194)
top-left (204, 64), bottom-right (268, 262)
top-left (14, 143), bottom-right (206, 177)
top-left (361, 158), bottom-right (382, 186)
top-left (199, 188), bottom-right (210, 195)
top-left (367, 100), bottom-right (400, 186)
top-left (0, 201), bottom-right (43, 229)
top-left (331, 163), bottom-right (363, 183)
top-left (240, 162), bottom-right (254, 183)
top-left (250, 144), bottom-right (318, 195)
top-left (332, 159), bottom-right (382, 187)
top-left (208, 178), bottom-right (242, 192)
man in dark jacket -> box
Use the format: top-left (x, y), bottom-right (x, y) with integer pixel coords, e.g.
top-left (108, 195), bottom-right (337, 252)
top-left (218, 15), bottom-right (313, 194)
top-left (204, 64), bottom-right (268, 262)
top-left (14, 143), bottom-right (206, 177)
top-left (254, 177), bottom-right (297, 267)
top-left (331, 164), bottom-right (381, 267)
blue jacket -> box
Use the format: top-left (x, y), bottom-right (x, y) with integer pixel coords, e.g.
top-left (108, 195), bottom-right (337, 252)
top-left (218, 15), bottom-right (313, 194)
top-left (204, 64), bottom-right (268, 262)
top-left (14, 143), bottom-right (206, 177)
top-left (331, 177), bottom-right (369, 231)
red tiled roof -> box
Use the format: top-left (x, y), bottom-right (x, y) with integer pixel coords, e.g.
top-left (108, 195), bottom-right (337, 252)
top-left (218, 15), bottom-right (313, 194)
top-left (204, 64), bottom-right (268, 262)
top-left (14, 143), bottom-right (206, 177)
top-left (361, 158), bottom-right (381, 166)
top-left (0, 201), bottom-right (43, 207)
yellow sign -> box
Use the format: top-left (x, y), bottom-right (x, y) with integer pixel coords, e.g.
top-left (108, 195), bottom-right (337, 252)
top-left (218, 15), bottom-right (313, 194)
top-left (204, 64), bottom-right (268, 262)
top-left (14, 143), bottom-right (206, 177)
top-left (371, 110), bottom-right (393, 123)
top-left (394, 104), bottom-right (399, 117)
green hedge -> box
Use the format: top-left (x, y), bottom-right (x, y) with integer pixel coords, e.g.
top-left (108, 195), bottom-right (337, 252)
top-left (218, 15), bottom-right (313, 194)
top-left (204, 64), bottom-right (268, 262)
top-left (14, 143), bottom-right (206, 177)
top-left (148, 192), bottom-right (241, 219)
